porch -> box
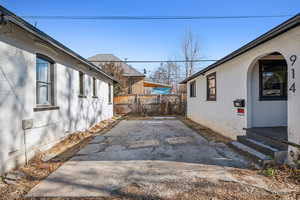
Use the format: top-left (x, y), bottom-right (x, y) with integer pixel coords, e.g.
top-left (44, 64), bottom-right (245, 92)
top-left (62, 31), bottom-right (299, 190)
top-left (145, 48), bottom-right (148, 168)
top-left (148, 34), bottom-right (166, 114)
top-left (246, 126), bottom-right (288, 142)
top-left (231, 52), bottom-right (289, 164)
top-left (231, 126), bottom-right (288, 165)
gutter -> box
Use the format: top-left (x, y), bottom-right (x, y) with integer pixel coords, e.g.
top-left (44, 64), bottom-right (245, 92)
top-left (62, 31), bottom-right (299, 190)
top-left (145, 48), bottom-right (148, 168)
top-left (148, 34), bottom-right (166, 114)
top-left (180, 13), bottom-right (300, 84)
top-left (0, 6), bottom-right (115, 82)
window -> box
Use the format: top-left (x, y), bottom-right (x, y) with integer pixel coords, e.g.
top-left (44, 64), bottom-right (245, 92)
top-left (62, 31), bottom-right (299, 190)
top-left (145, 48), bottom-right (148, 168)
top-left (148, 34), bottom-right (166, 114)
top-left (259, 60), bottom-right (287, 101)
top-left (190, 81), bottom-right (196, 97)
top-left (128, 79), bottom-right (132, 94)
top-left (207, 72), bottom-right (216, 101)
top-left (79, 71), bottom-right (86, 97)
top-left (108, 83), bottom-right (112, 104)
top-left (36, 55), bottom-right (54, 105)
top-left (92, 77), bottom-right (97, 98)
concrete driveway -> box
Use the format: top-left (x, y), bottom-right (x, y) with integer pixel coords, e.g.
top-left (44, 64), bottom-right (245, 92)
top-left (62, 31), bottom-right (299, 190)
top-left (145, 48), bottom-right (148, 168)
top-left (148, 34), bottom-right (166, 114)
top-left (28, 118), bottom-right (285, 199)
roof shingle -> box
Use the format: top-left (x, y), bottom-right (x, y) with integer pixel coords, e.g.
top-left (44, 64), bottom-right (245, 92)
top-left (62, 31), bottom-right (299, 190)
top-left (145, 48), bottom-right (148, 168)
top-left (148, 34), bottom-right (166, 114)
top-left (88, 54), bottom-right (145, 77)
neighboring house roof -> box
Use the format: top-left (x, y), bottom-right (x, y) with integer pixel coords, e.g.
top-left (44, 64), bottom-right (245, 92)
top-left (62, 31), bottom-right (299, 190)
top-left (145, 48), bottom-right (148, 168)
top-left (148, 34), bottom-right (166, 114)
top-left (144, 81), bottom-right (171, 88)
top-left (181, 13), bottom-right (300, 84)
top-left (0, 6), bottom-right (114, 82)
top-left (88, 54), bottom-right (145, 77)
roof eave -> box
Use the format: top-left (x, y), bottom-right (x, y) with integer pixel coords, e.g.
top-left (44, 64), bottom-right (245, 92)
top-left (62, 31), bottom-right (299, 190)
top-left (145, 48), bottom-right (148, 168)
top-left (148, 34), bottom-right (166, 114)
top-left (0, 6), bottom-right (114, 81)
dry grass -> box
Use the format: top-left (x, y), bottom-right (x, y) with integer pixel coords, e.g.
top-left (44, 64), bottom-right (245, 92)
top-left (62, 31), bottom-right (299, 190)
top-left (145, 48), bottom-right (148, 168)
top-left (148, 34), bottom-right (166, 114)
top-left (179, 116), bottom-right (232, 144)
top-left (260, 165), bottom-right (300, 185)
top-left (86, 179), bottom-right (298, 200)
top-left (168, 179), bottom-right (298, 200)
top-left (0, 116), bottom-right (122, 200)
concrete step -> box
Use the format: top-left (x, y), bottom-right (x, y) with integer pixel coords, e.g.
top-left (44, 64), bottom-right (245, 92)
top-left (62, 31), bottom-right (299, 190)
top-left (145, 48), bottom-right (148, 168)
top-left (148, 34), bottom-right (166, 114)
top-left (246, 131), bottom-right (288, 151)
top-left (237, 136), bottom-right (280, 157)
top-left (229, 141), bottom-right (273, 166)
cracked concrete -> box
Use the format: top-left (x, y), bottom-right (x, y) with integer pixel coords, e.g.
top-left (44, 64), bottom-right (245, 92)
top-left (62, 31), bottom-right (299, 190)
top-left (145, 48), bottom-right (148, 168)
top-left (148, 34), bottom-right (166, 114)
top-left (27, 119), bottom-right (295, 198)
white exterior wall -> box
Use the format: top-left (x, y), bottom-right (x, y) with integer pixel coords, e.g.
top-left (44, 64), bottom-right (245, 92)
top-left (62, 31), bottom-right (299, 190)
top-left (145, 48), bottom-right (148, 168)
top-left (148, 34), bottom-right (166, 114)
top-left (187, 57), bottom-right (247, 139)
top-left (187, 26), bottom-right (300, 161)
top-left (0, 24), bottom-right (113, 173)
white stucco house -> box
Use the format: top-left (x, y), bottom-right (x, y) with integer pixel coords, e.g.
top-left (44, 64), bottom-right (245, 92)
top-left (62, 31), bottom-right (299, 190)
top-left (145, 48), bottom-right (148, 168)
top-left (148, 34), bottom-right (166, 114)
top-left (0, 6), bottom-right (114, 174)
top-left (181, 14), bottom-right (300, 165)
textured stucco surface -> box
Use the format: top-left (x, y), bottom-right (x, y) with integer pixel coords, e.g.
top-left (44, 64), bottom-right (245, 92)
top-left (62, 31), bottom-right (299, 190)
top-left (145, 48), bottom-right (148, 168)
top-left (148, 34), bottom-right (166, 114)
top-left (0, 22), bottom-right (113, 174)
top-left (186, 26), bottom-right (300, 161)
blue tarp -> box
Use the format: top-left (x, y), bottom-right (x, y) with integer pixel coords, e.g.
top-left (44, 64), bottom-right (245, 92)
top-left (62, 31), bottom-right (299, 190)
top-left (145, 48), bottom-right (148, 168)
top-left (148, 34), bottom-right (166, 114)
top-left (150, 87), bottom-right (171, 94)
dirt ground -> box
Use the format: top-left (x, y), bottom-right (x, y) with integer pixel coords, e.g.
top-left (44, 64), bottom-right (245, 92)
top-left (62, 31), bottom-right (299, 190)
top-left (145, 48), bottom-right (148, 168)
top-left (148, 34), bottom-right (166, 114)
top-left (25, 179), bottom-right (298, 200)
top-left (0, 116), bottom-right (299, 200)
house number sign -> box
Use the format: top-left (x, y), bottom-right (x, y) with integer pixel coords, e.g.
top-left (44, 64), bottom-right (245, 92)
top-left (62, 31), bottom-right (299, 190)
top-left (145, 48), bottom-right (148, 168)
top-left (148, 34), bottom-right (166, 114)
top-left (289, 55), bottom-right (297, 93)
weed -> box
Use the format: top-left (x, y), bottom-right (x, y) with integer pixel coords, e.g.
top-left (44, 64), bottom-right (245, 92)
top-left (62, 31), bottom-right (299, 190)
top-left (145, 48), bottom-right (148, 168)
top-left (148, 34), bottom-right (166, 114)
top-left (262, 168), bottom-right (275, 177)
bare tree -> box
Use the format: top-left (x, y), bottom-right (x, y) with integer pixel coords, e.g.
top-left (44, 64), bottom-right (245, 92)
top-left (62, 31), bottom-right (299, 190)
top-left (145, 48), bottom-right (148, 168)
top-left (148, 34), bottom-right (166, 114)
top-left (182, 30), bottom-right (201, 77)
top-left (101, 62), bottom-right (122, 78)
top-left (150, 60), bottom-right (181, 93)
top-left (150, 63), bottom-right (168, 84)
top-left (148, 30), bottom-right (200, 94)
top-left (99, 62), bottom-right (125, 96)
top-left (166, 61), bottom-right (181, 93)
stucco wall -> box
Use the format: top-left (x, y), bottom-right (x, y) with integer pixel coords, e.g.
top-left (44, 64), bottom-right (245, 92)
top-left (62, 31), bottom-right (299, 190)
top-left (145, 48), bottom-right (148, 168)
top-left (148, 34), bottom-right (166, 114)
top-left (187, 57), bottom-right (246, 139)
top-left (186, 25), bottom-right (300, 161)
top-left (0, 23), bottom-right (113, 174)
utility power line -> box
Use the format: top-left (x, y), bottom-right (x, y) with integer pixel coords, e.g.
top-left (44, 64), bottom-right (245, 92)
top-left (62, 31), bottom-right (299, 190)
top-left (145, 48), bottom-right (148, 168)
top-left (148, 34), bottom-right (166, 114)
top-left (20, 15), bottom-right (292, 21)
top-left (89, 59), bottom-right (218, 63)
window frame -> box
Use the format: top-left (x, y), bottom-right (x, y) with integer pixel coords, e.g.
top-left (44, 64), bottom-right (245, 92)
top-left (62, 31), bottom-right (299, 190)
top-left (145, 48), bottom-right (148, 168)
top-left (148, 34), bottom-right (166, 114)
top-left (78, 71), bottom-right (86, 98)
top-left (128, 78), bottom-right (133, 94)
top-left (259, 60), bottom-right (287, 101)
top-left (35, 54), bottom-right (55, 107)
top-left (206, 72), bottom-right (217, 101)
top-left (189, 80), bottom-right (196, 98)
top-left (108, 83), bottom-right (112, 104)
top-left (92, 77), bottom-right (98, 98)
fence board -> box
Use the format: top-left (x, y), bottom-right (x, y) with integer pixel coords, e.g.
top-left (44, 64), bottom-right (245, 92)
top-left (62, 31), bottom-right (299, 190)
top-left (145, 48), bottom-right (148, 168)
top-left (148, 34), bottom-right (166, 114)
top-left (114, 94), bottom-right (186, 115)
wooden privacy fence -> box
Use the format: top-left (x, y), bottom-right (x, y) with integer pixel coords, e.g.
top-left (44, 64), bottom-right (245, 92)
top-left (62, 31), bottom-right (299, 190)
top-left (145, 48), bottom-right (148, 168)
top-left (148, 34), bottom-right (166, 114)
top-left (114, 94), bottom-right (186, 115)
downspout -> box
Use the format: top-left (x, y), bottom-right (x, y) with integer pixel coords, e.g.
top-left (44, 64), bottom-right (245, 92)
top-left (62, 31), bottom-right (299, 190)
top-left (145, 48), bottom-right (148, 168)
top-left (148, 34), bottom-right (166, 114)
top-left (23, 129), bottom-right (28, 165)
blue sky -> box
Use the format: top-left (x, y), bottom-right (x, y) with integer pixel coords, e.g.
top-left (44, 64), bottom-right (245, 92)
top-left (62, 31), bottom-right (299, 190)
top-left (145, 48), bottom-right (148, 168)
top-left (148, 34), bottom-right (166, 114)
top-left (1, 0), bottom-right (299, 76)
